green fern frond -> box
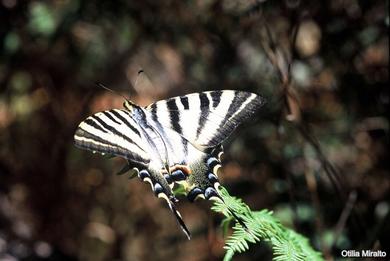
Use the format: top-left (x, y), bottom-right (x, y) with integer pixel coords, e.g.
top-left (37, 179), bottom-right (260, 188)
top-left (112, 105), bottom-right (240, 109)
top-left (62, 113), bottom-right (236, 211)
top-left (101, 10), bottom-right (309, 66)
top-left (272, 236), bottom-right (305, 261)
top-left (224, 221), bottom-right (259, 253)
top-left (212, 186), bottom-right (324, 261)
top-left (288, 230), bottom-right (324, 260)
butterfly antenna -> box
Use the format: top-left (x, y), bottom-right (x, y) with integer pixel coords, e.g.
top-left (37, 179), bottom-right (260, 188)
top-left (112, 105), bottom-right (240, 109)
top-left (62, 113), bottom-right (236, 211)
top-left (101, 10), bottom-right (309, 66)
top-left (134, 69), bottom-right (144, 89)
top-left (96, 82), bottom-right (131, 102)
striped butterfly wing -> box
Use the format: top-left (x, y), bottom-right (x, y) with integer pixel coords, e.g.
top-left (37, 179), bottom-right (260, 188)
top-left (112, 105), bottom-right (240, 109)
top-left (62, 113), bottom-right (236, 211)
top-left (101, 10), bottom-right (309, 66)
top-left (74, 109), bottom-right (150, 167)
top-left (74, 106), bottom-right (192, 238)
top-left (145, 90), bottom-right (265, 151)
top-left (145, 90), bottom-right (265, 231)
top-left (74, 90), bottom-right (265, 240)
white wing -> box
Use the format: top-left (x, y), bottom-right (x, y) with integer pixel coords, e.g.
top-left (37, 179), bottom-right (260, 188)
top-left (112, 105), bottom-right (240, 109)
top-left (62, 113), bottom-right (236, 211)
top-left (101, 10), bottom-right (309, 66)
top-left (145, 90), bottom-right (265, 151)
top-left (74, 109), bottom-right (150, 166)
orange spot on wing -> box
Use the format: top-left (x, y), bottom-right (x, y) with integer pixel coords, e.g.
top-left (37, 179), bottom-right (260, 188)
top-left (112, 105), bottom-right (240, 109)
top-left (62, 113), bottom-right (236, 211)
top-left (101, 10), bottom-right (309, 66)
top-left (169, 164), bottom-right (192, 175)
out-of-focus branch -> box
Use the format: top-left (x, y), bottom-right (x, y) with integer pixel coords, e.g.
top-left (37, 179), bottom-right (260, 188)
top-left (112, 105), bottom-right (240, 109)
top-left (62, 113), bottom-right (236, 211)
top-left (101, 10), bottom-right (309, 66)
top-left (257, 7), bottom-right (375, 255)
top-left (260, 15), bottom-right (347, 201)
top-left (257, 10), bottom-right (365, 259)
top-left (334, 191), bottom-right (357, 243)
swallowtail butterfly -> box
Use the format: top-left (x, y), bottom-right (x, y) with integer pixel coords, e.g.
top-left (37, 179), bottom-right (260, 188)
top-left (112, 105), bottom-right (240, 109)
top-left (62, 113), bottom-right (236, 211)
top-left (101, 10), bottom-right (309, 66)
top-left (74, 90), bottom-right (265, 239)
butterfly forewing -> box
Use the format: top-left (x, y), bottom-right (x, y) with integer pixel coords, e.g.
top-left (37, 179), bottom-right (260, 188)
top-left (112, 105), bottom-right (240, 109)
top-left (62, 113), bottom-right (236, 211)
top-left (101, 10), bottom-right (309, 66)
top-left (74, 109), bottom-right (150, 166)
top-left (145, 90), bottom-right (265, 150)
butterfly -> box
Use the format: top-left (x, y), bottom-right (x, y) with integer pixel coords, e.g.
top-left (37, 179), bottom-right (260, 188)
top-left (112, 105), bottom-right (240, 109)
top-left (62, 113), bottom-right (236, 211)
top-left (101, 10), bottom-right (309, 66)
top-left (74, 90), bottom-right (265, 239)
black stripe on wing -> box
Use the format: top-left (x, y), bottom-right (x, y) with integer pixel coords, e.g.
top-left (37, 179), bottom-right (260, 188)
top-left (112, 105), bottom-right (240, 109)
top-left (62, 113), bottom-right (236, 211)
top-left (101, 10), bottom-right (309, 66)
top-left (205, 90), bottom-right (242, 145)
top-left (196, 92), bottom-right (210, 139)
top-left (208, 91), bottom-right (265, 147)
top-left (210, 91), bottom-right (221, 108)
top-left (166, 99), bottom-right (182, 134)
top-left (74, 128), bottom-right (144, 162)
top-left (145, 90), bottom-right (265, 150)
top-left (180, 96), bottom-right (190, 110)
top-left (74, 109), bottom-right (150, 166)
top-left (113, 110), bottom-right (142, 136)
top-left (102, 111), bottom-right (121, 124)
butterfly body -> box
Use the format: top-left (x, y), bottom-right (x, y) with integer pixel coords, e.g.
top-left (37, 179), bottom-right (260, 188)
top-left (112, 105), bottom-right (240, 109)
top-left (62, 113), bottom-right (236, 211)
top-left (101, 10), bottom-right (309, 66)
top-left (74, 90), bottom-right (265, 239)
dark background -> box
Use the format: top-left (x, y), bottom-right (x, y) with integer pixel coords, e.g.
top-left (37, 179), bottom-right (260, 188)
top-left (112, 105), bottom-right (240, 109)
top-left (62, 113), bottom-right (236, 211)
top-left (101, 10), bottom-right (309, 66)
top-left (0, 0), bottom-right (388, 260)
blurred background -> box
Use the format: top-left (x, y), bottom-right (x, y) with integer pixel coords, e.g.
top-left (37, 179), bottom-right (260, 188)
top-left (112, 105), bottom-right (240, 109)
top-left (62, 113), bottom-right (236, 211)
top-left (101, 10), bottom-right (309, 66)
top-left (0, 0), bottom-right (388, 260)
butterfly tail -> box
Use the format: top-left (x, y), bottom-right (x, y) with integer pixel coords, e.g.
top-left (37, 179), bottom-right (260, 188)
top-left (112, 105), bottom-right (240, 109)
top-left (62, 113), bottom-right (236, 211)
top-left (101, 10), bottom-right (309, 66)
top-left (167, 200), bottom-right (191, 240)
top-left (138, 168), bottom-right (191, 240)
